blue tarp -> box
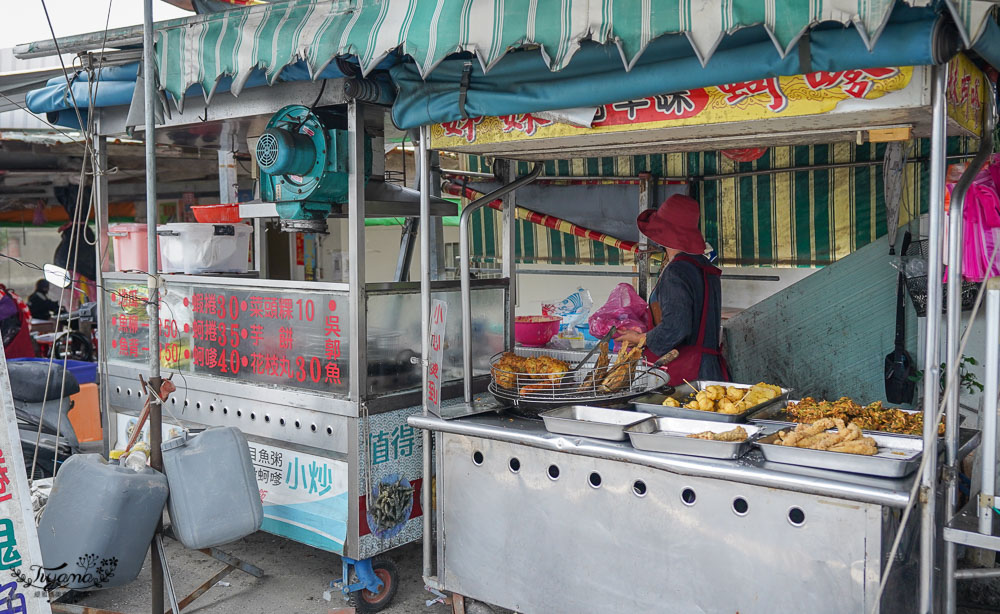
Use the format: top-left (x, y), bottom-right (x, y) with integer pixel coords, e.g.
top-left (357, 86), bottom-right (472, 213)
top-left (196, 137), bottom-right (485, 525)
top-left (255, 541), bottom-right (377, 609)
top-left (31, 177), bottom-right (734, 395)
top-left (25, 58), bottom-right (392, 128)
top-left (391, 7), bottom-right (950, 129)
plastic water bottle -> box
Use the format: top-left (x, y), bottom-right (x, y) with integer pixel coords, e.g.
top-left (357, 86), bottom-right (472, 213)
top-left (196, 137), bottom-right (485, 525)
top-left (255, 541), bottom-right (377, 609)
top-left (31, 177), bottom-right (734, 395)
top-left (124, 449), bottom-right (148, 472)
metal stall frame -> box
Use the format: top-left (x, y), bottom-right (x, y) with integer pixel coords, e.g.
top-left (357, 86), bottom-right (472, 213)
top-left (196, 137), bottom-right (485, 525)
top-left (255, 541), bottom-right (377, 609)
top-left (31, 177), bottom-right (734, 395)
top-left (412, 56), bottom-right (990, 613)
top-left (93, 81), bottom-right (506, 609)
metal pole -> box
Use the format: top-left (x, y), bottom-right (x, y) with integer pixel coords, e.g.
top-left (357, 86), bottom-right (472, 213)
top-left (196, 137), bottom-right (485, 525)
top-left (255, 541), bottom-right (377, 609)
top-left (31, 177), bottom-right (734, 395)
top-left (141, 2), bottom-right (163, 612)
top-left (92, 125), bottom-right (112, 458)
top-left (980, 279), bottom-right (1000, 537)
top-left (501, 161), bottom-right (517, 349)
top-left (217, 150), bottom-right (238, 204)
top-left (347, 102), bottom-right (367, 402)
top-left (418, 125), bottom-right (432, 582)
top-left (943, 91), bottom-right (995, 614)
top-left (636, 173), bottom-right (654, 300)
top-left (459, 164), bottom-right (542, 403)
top-left (919, 63), bottom-right (947, 614)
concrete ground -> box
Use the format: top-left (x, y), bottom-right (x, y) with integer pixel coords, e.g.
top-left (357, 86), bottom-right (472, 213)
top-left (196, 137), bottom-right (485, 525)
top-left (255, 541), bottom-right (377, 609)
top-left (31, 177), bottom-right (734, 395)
top-left (56, 531), bottom-right (998, 614)
top-left (62, 532), bottom-right (448, 614)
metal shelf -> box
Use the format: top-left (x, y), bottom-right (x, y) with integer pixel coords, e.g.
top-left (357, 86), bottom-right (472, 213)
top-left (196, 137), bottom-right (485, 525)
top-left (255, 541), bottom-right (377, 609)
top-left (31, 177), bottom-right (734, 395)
top-left (944, 499), bottom-right (1000, 551)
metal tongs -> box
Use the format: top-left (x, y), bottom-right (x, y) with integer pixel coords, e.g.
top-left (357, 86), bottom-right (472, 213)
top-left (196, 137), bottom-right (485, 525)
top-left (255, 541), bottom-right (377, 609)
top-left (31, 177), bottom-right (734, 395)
top-left (628, 349), bottom-right (680, 387)
top-left (569, 326), bottom-right (617, 373)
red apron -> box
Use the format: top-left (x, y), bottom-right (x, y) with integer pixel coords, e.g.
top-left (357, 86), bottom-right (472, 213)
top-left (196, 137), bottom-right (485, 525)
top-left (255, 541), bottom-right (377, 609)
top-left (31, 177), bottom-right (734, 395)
top-left (644, 254), bottom-right (728, 384)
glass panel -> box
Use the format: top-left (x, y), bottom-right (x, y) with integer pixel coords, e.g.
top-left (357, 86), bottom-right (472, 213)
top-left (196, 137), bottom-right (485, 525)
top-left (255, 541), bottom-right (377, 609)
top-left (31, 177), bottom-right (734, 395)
top-left (104, 278), bottom-right (350, 398)
top-left (365, 286), bottom-right (506, 397)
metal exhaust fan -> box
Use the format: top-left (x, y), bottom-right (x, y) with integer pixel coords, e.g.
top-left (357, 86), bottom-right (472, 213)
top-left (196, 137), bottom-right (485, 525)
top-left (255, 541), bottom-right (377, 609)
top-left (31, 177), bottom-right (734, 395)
top-left (255, 104), bottom-right (372, 233)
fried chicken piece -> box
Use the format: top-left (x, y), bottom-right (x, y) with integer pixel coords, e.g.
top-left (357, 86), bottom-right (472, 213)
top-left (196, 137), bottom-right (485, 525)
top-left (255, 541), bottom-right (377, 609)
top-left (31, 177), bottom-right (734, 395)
top-left (778, 418), bottom-right (837, 446)
top-left (717, 399), bottom-right (740, 414)
top-left (687, 426), bottom-right (748, 442)
top-left (705, 385), bottom-right (726, 401)
top-left (600, 343), bottom-right (644, 392)
top-left (661, 397), bottom-right (681, 407)
top-left (726, 386), bottom-right (745, 402)
top-left (828, 439), bottom-right (878, 455)
top-left (522, 356), bottom-right (570, 384)
top-left (492, 352), bottom-right (527, 389)
top-left (579, 342), bottom-right (612, 392)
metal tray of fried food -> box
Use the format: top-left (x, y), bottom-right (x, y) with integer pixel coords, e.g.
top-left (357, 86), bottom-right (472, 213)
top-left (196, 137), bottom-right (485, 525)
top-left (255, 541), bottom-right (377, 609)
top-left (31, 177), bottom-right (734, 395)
top-left (755, 430), bottom-right (923, 477)
top-left (629, 380), bottom-right (790, 423)
top-left (750, 399), bottom-right (948, 439)
top-left (539, 406), bottom-right (653, 441)
top-left (624, 417), bottom-right (761, 459)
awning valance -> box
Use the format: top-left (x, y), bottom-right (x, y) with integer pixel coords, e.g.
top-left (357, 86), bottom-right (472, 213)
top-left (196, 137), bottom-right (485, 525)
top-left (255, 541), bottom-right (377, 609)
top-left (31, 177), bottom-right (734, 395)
top-left (155, 0), bottom-right (997, 106)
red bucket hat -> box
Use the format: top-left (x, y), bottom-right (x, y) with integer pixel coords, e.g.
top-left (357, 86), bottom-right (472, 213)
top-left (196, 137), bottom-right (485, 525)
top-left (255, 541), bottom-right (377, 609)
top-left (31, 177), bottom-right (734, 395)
top-left (636, 194), bottom-right (706, 254)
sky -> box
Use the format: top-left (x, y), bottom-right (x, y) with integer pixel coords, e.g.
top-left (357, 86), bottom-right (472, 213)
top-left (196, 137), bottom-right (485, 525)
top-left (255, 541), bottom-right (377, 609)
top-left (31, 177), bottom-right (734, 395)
top-left (1, 0), bottom-right (189, 51)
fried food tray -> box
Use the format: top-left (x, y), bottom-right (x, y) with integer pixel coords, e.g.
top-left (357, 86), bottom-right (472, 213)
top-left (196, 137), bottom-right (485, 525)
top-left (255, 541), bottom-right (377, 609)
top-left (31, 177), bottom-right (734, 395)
top-left (539, 406), bottom-right (653, 441)
top-left (629, 380), bottom-right (791, 423)
top-left (755, 430), bottom-right (923, 478)
top-left (624, 417), bottom-right (761, 459)
top-left (749, 400), bottom-right (949, 439)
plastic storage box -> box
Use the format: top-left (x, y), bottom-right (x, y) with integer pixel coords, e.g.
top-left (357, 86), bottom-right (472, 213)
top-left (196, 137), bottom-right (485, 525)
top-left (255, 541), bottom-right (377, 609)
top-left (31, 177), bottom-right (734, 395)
top-left (108, 223), bottom-right (151, 272)
top-left (8, 357), bottom-right (96, 385)
top-left (37, 454), bottom-right (168, 589)
top-left (161, 427), bottom-right (262, 549)
top-left (157, 223), bottom-right (251, 274)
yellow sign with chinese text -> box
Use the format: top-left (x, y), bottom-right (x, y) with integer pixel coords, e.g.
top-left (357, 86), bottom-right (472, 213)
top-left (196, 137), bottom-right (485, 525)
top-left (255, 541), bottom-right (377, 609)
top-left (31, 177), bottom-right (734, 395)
top-left (947, 53), bottom-right (986, 137)
top-left (431, 67), bottom-right (915, 149)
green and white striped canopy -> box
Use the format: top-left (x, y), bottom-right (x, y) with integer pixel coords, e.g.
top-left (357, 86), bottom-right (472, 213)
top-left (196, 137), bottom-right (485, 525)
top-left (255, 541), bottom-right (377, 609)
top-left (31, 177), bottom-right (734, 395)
top-left (155, 0), bottom-right (995, 103)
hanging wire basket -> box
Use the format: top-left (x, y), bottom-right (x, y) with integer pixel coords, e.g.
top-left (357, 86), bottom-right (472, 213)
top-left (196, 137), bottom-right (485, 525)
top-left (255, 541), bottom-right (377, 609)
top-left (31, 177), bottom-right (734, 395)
top-left (903, 239), bottom-right (979, 318)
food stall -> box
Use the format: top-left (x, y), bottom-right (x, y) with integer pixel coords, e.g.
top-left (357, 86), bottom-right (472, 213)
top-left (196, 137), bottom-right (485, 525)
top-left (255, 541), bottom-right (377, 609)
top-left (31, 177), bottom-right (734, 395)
top-left (407, 40), bottom-right (997, 614)
top-left (88, 86), bottom-right (508, 610)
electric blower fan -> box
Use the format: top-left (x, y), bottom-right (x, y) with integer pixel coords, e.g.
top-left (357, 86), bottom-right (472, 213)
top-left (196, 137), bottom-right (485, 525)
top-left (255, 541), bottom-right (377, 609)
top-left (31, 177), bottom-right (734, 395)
top-left (255, 104), bottom-right (372, 233)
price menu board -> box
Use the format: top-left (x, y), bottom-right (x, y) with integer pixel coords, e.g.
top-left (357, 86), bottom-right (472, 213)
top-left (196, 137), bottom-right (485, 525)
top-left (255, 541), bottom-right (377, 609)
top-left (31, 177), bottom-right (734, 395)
top-left (105, 280), bottom-right (350, 395)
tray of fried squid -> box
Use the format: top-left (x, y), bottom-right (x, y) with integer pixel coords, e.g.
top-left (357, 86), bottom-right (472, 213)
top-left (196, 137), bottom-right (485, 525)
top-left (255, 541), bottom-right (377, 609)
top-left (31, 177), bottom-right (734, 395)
top-left (754, 418), bottom-right (923, 477)
top-left (625, 417), bottom-right (763, 459)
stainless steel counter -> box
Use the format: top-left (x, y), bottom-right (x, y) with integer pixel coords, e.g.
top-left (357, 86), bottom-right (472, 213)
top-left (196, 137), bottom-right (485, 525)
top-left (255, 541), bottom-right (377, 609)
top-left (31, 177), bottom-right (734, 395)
top-left (411, 413), bottom-right (979, 509)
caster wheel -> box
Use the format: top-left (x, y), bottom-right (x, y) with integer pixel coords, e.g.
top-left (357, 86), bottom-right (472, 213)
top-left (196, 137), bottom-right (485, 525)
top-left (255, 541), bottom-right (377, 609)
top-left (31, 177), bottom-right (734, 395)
top-left (350, 557), bottom-right (398, 613)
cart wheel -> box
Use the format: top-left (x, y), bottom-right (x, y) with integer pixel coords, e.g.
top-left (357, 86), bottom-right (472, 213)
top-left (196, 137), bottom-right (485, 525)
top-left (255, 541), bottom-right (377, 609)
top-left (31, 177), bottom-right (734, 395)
top-left (350, 557), bottom-right (398, 613)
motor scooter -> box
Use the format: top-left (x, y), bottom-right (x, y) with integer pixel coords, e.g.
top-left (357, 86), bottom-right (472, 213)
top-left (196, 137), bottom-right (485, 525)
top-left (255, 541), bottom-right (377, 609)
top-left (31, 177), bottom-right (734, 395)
top-left (7, 359), bottom-right (80, 478)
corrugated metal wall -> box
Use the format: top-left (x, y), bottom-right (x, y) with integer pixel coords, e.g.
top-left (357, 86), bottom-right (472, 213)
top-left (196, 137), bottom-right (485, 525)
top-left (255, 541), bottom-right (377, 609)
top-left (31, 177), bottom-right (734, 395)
top-left (724, 234), bottom-right (916, 404)
top-left (465, 136), bottom-right (974, 268)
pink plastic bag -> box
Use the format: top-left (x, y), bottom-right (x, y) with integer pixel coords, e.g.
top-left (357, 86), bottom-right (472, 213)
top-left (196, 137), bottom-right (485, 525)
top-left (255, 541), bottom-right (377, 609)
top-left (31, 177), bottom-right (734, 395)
top-left (587, 283), bottom-right (653, 338)
top-left (957, 157), bottom-right (1000, 281)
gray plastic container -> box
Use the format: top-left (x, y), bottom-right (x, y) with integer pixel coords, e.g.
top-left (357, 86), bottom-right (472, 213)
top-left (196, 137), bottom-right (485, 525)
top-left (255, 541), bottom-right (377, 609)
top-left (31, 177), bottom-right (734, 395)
top-left (37, 454), bottom-right (168, 590)
top-left (161, 427), bottom-right (262, 549)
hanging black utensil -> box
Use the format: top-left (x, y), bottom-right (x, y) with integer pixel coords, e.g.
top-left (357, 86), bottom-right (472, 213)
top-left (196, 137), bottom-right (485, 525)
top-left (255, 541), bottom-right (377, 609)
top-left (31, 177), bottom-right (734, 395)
top-left (885, 231), bottom-right (916, 404)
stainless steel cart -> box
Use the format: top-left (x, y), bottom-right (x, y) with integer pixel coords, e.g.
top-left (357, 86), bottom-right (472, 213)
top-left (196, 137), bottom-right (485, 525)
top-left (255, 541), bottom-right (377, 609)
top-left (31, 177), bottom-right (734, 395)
top-left (92, 91), bottom-right (508, 610)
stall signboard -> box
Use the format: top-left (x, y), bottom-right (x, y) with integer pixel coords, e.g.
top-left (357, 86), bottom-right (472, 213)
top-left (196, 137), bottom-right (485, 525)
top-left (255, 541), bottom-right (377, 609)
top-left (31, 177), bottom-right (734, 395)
top-left (251, 442), bottom-right (349, 554)
top-left (430, 67), bottom-right (914, 149)
top-left (0, 352), bottom-right (53, 613)
top-left (946, 53), bottom-right (986, 137)
top-left (105, 280), bottom-right (349, 395)
top-left (114, 414), bottom-right (350, 554)
top-left (427, 299), bottom-right (447, 415)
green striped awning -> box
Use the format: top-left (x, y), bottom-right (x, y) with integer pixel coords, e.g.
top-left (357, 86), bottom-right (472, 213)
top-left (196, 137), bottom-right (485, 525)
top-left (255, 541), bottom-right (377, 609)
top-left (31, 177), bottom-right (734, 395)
top-left (155, 0), bottom-right (996, 104)
top-left (463, 136), bottom-right (977, 268)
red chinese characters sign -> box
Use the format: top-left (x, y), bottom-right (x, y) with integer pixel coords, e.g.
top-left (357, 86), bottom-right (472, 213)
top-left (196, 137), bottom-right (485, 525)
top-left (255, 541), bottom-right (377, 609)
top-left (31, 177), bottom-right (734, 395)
top-left (106, 281), bottom-right (348, 394)
top-left (427, 299), bottom-right (447, 415)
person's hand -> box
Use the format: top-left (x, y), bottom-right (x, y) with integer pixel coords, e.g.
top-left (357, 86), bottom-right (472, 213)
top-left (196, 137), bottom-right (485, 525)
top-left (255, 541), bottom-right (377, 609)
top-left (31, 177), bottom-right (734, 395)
top-left (615, 329), bottom-right (647, 347)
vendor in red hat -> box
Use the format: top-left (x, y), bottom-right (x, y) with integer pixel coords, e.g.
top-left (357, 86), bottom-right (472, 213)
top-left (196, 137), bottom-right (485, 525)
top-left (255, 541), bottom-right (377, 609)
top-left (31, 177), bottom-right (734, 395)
top-left (615, 194), bottom-right (727, 382)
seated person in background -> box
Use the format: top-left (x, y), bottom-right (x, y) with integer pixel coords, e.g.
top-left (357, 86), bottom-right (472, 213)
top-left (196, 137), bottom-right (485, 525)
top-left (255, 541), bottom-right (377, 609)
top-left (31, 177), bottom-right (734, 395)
top-left (27, 279), bottom-right (60, 320)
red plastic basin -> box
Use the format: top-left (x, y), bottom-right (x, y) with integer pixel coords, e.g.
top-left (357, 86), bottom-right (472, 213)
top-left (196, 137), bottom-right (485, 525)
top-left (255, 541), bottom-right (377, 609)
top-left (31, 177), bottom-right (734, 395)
top-left (514, 316), bottom-right (561, 347)
top-left (191, 203), bottom-right (242, 223)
